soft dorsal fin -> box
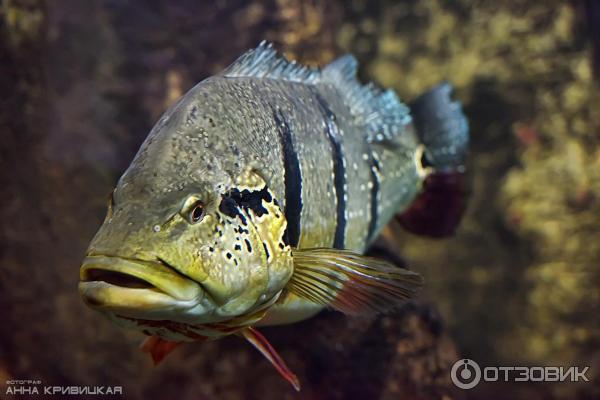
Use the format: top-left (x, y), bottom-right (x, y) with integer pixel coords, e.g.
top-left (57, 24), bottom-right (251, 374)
top-left (321, 55), bottom-right (412, 141)
top-left (221, 41), bottom-right (412, 142)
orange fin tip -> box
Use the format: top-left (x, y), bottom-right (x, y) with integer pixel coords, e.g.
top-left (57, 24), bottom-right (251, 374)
top-left (139, 336), bottom-right (181, 365)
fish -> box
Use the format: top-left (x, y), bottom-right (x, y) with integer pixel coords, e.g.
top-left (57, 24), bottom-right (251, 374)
top-left (78, 41), bottom-right (469, 391)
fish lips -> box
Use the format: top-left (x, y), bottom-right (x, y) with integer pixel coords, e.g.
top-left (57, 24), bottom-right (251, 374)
top-left (79, 256), bottom-right (204, 315)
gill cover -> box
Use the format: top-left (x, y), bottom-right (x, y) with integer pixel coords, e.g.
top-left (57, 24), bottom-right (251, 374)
top-left (204, 169), bottom-right (294, 317)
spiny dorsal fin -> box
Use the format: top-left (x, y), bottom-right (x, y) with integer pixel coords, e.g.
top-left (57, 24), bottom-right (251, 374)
top-left (287, 248), bottom-right (423, 315)
top-left (222, 41), bottom-right (411, 142)
top-left (220, 40), bottom-right (321, 84)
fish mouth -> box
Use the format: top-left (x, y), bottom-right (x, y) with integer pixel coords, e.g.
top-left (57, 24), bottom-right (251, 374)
top-left (79, 256), bottom-right (203, 314)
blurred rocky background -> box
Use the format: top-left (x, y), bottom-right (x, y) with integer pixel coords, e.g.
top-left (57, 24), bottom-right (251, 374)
top-left (1, 0), bottom-right (598, 399)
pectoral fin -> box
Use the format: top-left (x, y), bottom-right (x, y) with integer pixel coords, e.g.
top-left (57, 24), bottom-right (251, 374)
top-left (240, 327), bottom-right (300, 391)
top-left (288, 248), bottom-right (423, 315)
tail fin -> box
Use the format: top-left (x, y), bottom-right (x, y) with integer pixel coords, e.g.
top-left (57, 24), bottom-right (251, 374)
top-left (397, 83), bottom-right (469, 237)
top-left (410, 83), bottom-right (468, 171)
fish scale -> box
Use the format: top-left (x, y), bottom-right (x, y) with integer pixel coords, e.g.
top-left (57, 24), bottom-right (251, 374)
top-left (174, 74), bottom-right (419, 253)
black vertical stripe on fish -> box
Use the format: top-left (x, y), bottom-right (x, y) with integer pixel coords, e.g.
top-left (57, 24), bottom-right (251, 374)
top-left (366, 151), bottom-right (381, 243)
top-left (273, 108), bottom-right (302, 247)
top-left (314, 92), bottom-right (347, 249)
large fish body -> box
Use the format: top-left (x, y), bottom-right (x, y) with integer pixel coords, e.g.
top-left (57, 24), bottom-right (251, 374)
top-left (79, 42), bottom-right (468, 389)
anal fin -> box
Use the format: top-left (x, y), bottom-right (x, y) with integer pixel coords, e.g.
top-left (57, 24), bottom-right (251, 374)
top-left (397, 170), bottom-right (467, 237)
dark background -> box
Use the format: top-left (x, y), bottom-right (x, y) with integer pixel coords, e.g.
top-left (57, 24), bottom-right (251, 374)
top-left (1, 0), bottom-right (599, 399)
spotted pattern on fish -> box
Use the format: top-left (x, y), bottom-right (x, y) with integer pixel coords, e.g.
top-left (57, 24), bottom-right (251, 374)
top-left (219, 187), bottom-right (272, 223)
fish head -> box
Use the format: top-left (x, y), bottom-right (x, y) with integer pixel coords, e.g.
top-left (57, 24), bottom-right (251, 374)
top-left (79, 100), bottom-right (294, 335)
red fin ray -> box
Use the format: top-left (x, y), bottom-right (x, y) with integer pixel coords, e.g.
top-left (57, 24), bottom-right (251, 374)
top-left (240, 327), bottom-right (300, 391)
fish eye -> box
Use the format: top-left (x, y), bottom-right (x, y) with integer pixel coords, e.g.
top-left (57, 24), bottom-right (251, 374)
top-left (181, 195), bottom-right (207, 224)
top-left (190, 202), bottom-right (205, 223)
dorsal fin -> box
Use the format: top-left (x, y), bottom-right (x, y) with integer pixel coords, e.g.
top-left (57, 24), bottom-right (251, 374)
top-left (321, 55), bottom-right (411, 142)
top-left (220, 40), bottom-right (321, 84)
top-left (221, 41), bottom-right (411, 142)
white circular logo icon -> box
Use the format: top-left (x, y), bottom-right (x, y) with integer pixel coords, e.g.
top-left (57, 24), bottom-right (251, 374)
top-left (451, 359), bottom-right (481, 389)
